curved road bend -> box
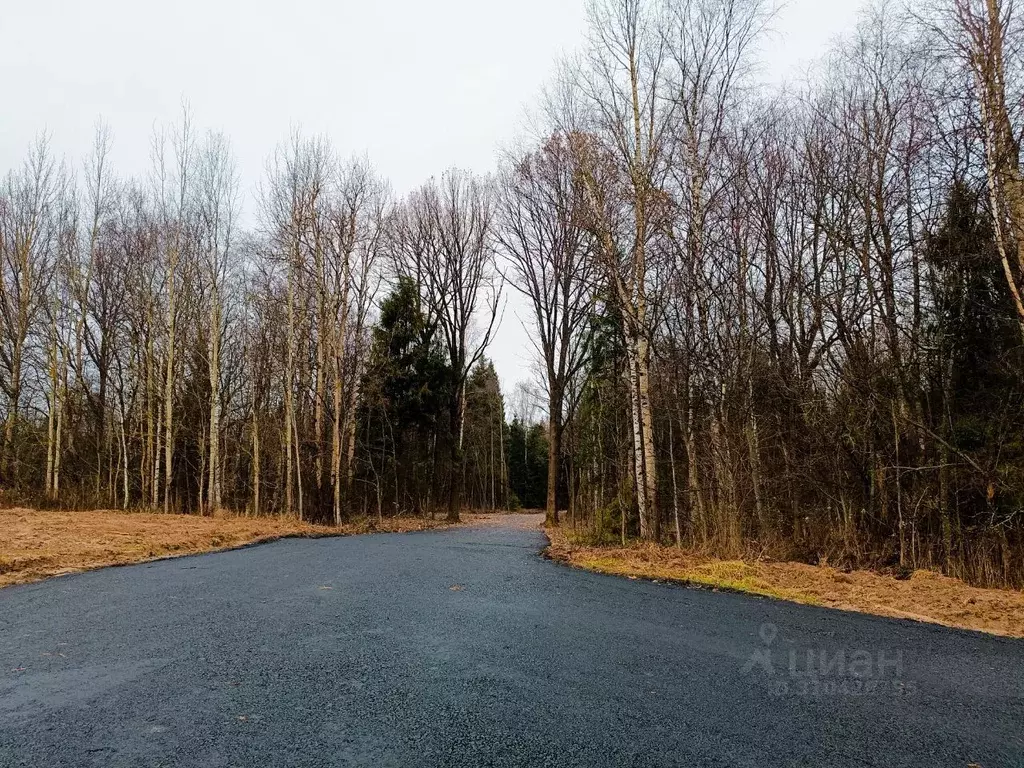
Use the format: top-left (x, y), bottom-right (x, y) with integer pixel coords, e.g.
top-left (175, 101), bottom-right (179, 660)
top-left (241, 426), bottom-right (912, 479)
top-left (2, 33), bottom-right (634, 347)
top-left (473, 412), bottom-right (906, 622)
top-left (1, 514), bottom-right (1022, 767)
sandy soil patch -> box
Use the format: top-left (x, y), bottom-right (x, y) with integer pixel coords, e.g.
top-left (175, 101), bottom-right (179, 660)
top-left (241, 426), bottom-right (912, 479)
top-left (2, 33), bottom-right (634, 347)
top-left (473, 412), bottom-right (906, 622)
top-left (0, 508), bottom-right (448, 588)
top-left (546, 527), bottom-right (1024, 639)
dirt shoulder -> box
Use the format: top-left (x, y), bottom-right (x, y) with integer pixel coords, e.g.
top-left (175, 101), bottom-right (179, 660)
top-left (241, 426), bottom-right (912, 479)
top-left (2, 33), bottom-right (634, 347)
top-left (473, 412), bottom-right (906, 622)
top-left (462, 511), bottom-right (546, 530)
top-left (545, 527), bottom-right (1024, 639)
top-left (0, 508), bottom-right (449, 589)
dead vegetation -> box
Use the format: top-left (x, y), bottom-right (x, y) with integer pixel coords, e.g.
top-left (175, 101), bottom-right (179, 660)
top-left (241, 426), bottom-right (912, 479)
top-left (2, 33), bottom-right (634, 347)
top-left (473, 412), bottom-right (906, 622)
top-left (545, 527), bottom-right (1024, 639)
top-left (6, 507), bottom-right (1020, 640)
top-left (0, 507), bottom-right (449, 588)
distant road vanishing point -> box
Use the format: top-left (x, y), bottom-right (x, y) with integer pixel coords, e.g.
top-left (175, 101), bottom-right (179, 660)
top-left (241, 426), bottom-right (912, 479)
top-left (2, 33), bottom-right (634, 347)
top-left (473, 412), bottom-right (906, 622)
top-left (1, 514), bottom-right (1021, 767)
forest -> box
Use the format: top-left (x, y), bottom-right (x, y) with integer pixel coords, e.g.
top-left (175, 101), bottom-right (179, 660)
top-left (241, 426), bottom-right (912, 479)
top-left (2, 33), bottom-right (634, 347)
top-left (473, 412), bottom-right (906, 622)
top-left (3, 0), bottom-right (1024, 588)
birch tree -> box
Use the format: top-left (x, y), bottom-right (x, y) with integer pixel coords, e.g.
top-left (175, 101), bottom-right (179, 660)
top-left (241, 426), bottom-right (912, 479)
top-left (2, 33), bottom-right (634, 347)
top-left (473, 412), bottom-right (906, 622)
top-left (0, 137), bottom-right (59, 486)
top-left (197, 132), bottom-right (240, 514)
top-left (948, 0), bottom-right (1024, 336)
top-left (572, 0), bottom-right (673, 539)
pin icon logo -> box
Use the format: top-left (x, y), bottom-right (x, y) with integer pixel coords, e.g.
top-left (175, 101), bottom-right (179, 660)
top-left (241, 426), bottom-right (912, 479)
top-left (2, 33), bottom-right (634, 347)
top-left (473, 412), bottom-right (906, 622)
top-left (742, 623), bottom-right (778, 675)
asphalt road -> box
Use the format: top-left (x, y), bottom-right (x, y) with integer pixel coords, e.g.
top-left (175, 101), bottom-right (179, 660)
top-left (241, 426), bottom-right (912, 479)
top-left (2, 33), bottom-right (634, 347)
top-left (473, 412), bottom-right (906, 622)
top-left (1, 517), bottom-right (1022, 768)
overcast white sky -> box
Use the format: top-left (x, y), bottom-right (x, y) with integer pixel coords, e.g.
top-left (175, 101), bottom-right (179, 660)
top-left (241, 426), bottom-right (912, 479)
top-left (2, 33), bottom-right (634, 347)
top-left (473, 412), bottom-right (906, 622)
top-left (0, 0), bottom-right (863, 398)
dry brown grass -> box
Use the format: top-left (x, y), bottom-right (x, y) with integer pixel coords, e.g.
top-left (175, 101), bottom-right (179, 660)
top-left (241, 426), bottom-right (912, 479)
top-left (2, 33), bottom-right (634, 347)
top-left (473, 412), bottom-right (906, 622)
top-left (546, 527), bottom-right (1024, 638)
top-left (0, 507), bottom-right (449, 588)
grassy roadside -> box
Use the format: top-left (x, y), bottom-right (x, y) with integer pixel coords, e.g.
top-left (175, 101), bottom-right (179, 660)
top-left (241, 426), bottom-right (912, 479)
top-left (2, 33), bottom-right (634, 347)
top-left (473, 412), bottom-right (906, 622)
top-left (0, 507), bottom-right (450, 589)
top-left (544, 526), bottom-right (1024, 639)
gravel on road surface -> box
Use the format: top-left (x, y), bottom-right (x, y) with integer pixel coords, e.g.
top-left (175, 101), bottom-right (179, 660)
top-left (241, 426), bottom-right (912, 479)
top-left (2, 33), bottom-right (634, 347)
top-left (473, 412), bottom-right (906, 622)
top-left (1, 518), bottom-right (1021, 767)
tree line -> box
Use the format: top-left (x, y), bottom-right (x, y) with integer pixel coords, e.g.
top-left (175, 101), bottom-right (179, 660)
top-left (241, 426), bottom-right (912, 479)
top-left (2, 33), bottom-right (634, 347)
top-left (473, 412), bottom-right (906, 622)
top-left (3, 0), bottom-right (1024, 586)
top-left (0, 118), bottom-right (545, 524)
top-left (518, 0), bottom-right (1024, 588)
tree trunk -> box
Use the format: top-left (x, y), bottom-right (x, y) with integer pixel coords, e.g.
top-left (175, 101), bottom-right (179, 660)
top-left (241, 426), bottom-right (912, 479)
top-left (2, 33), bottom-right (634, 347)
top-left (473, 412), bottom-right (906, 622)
top-left (546, 391), bottom-right (563, 525)
top-left (285, 251), bottom-right (295, 515)
top-left (626, 336), bottom-right (647, 539)
top-left (163, 249), bottom-right (177, 515)
top-left (636, 334), bottom-right (658, 540)
top-left (669, 410), bottom-right (681, 548)
top-left (252, 412), bottom-right (261, 517)
top-left (447, 387), bottom-right (467, 522)
top-left (208, 296), bottom-right (222, 514)
top-left (44, 326), bottom-right (57, 500)
top-left (332, 359), bottom-right (343, 525)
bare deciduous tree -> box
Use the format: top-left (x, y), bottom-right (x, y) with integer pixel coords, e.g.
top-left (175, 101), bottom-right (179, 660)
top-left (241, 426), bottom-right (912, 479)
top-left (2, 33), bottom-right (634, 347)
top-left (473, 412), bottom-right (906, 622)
top-left (499, 134), bottom-right (596, 525)
top-left (393, 170), bottom-right (502, 521)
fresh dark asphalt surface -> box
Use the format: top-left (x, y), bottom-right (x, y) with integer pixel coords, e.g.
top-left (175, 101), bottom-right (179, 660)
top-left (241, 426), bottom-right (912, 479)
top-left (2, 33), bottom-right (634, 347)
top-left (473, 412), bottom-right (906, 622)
top-left (1, 518), bottom-right (1022, 768)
